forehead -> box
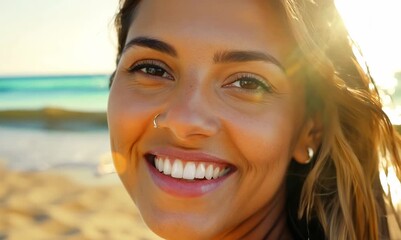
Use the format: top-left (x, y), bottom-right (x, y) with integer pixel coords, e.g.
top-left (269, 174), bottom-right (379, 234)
top-left (127, 0), bottom-right (295, 61)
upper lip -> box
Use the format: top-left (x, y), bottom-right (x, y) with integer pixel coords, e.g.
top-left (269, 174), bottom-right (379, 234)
top-left (146, 146), bottom-right (233, 166)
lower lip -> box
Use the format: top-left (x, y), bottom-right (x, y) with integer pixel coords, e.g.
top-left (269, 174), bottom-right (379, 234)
top-left (146, 160), bottom-right (231, 198)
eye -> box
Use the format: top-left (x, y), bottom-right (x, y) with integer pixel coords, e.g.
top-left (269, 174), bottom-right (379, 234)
top-left (128, 60), bottom-right (174, 80)
top-left (224, 73), bottom-right (273, 93)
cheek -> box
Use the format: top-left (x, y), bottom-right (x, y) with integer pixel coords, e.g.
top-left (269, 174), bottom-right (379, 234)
top-left (228, 112), bottom-right (294, 206)
top-left (108, 80), bottom-right (155, 144)
top-left (107, 82), bottom-right (160, 204)
top-left (228, 103), bottom-right (300, 169)
top-left (220, 99), bottom-right (303, 214)
top-left (107, 82), bottom-right (155, 174)
top-left (207, 106), bottom-right (298, 230)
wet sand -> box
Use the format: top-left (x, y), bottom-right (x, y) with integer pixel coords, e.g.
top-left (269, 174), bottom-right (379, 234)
top-left (0, 108), bottom-right (107, 131)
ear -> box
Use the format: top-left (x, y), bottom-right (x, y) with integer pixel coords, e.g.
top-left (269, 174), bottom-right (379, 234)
top-left (292, 115), bottom-right (323, 164)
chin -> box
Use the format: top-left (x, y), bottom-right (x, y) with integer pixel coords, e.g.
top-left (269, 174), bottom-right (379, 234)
top-left (139, 206), bottom-right (223, 240)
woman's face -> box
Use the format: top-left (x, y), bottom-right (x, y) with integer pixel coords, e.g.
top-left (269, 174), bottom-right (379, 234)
top-left (108, 0), bottom-right (309, 238)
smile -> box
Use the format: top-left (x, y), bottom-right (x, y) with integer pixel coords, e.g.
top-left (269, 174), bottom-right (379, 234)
top-left (145, 151), bottom-right (236, 197)
top-left (154, 156), bottom-right (231, 180)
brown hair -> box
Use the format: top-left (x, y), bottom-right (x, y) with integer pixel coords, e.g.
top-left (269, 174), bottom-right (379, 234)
top-left (110, 0), bottom-right (401, 239)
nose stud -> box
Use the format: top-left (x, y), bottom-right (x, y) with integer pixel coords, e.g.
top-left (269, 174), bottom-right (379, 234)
top-left (153, 114), bottom-right (160, 128)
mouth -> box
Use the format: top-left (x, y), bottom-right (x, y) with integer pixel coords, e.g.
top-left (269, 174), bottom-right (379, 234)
top-left (146, 154), bottom-right (234, 181)
top-left (144, 147), bottom-right (237, 198)
top-left (144, 152), bottom-right (236, 197)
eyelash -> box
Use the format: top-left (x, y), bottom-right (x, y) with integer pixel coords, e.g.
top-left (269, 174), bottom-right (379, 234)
top-left (128, 60), bottom-right (174, 80)
top-left (127, 60), bottom-right (273, 93)
top-left (225, 73), bottom-right (274, 93)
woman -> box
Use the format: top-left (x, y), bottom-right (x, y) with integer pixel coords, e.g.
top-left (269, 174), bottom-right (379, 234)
top-left (107, 0), bottom-right (401, 239)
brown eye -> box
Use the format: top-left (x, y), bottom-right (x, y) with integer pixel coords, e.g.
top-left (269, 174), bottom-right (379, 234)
top-left (128, 60), bottom-right (174, 80)
top-left (139, 65), bottom-right (166, 76)
top-left (224, 74), bottom-right (273, 93)
top-left (237, 78), bottom-right (261, 90)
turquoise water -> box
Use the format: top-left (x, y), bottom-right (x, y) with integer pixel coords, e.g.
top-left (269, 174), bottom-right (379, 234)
top-left (0, 75), bottom-right (110, 112)
top-left (0, 75), bottom-right (111, 171)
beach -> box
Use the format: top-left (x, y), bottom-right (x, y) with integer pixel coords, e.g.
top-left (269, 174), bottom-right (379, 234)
top-left (0, 85), bottom-right (160, 240)
top-left (0, 124), bottom-right (161, 240)
top-left (0, 166), bottom-right (162, 240)
top-left (0, 75), bottom-right (159, 239)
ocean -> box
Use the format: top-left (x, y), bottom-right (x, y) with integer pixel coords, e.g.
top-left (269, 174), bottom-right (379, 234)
top-left (0, 74), bottom-right (110, 112)
top-left (0, 75), bottom-right (112, 172)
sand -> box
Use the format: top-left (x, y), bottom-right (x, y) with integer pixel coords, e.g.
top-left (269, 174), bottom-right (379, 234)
top-left (0, 123), bottom-right (162, 239)
top-left (0, 165), bottom-right (162, 240)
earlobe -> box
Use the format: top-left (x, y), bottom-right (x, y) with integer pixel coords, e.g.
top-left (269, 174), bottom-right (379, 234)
top-left (292, 116), bottom-right (322, 164)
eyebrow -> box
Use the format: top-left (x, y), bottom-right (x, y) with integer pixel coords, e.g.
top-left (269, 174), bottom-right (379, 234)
top-left (213, 50), bottom-right (284, 70)
top-left (123, 36), bottom-right (284, 70)
top-left (123, 37), bottom-right (178, 57)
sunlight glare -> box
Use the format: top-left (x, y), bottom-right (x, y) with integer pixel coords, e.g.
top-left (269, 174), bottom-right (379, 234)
top-left (335, 0), bottom-right (401, 92)
top-left (336, 0), bottom-right (401, 127)
top-left (380, 166), bottom-right (401, 208)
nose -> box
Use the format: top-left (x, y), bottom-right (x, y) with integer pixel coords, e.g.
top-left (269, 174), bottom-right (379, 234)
top-left (157, 88), bottom-right (220, 141)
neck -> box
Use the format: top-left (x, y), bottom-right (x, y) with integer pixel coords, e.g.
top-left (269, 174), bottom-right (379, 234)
top-left (218, 188), bottom-right (293, 240)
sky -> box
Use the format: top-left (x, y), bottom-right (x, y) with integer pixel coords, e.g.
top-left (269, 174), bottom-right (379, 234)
top-left (0, 0), bottom-right (118, 75)
top-left (0, 0), bottom-right (400, 82)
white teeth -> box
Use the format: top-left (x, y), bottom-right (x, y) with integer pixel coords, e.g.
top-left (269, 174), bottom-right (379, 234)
top-left (195, 163), bottom-right (206, 179)
top-left (156, 157), bottom-right (163, 172)
top-left (213, 167), bottom-right (220, 179)
top-left (183, 162), bottom-right (196, 180)
top-left (163, 158), bottom-right (172, 175)
top-left (154, 156), bottom-right (230, 180)
top-left (171, 159), bottom-right (183, 178)
top-left (205, 165), bottom-right (214, 180)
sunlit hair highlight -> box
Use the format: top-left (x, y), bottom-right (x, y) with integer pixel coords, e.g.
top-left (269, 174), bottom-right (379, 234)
top-left (281, 0), bottom-right (401, 239)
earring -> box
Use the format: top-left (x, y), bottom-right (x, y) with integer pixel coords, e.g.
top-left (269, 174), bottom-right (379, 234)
top-left (153, 114), bottom-right (160, 128)
top-left (305, 147), bottom-right (314, 164)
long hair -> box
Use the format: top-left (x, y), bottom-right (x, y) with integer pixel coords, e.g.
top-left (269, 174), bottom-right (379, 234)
top-left (281, 0), bottom-right (401, 239)
top-left (110, 0), bottom-right (401, 239)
